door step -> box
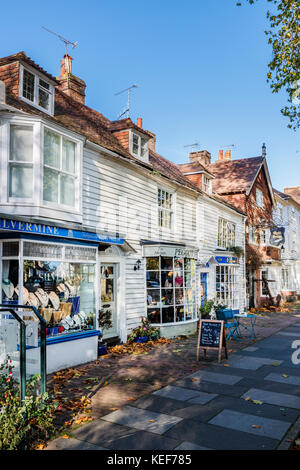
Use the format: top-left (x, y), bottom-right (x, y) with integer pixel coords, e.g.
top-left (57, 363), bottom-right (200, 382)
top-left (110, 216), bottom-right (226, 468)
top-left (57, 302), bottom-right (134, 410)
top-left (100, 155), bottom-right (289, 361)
top-left (104, 336), bottom-right (121, 347)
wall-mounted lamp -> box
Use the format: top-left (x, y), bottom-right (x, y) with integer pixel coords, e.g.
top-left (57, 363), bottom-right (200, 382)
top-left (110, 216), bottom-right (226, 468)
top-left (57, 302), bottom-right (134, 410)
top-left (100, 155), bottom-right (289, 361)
top-left (281, 245), bottom-right (285, 254)
top-left (134, 259), bottom-right (142, 271)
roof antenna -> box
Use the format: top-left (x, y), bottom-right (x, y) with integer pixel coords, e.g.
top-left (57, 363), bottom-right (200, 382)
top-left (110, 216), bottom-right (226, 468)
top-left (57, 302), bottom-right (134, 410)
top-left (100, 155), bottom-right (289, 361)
top-left (115, 84), bottom-right (139, 120)
top-left (262, 143), bottom-right (266, 158)
top-left (42, 26), bottom-right (78, 56)
top-left (184, 142), bottom-right (201, 152)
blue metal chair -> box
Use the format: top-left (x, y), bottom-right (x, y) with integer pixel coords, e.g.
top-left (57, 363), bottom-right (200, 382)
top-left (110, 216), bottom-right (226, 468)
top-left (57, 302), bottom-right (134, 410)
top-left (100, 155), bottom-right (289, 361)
top-left (216, 309), bottom-right (240, 340)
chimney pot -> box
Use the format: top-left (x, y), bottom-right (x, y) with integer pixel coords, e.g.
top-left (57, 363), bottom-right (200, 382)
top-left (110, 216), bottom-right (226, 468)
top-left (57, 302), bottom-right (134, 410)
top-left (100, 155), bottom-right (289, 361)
top-left (57, 55), bottom-right (86, 104)
top-left (224, 149), bottom-right (231, 160)
top-left (218, 150), bottom-right (223, 161)
top-left (60, 54), bottom-right (73, 76)
top-left (137, 117), bottom-right (143, 129)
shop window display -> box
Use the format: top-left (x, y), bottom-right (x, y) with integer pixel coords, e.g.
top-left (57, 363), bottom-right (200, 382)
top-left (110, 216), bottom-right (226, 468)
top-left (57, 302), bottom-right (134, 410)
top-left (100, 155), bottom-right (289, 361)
top-left (1, 241), bottom-right (97, 337)
top-left (146, 256), bottom-right (196, 324)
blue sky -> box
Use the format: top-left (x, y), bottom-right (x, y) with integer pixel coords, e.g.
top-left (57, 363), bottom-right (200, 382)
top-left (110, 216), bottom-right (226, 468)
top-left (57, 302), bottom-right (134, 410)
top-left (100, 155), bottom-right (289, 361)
top-left (1, 0), bottom-right (299, 191)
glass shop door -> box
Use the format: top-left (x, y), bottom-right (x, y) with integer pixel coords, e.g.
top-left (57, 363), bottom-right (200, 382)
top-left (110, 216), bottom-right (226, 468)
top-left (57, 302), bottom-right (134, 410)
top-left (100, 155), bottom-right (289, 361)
top-left (100, 264), bottom-right (118, 338)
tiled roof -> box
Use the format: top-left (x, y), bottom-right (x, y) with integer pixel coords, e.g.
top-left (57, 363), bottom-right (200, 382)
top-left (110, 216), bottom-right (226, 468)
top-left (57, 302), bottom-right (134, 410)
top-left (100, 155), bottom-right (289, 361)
top-left (284, 187), bottom-right (300, 205)
top-left (177, 161), bottom-right (215, 177)
top-left (207, 157), bottom-right (263, 194)
top-left (109, 118), bottom-right (153, 138)
top-left (0, 51), bottom-right (58, 84)
top-left (273, 188), bottom-right (290, 201)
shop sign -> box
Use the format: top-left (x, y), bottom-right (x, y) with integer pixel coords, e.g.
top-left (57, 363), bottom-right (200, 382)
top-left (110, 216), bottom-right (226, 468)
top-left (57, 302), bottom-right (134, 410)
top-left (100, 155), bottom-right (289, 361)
top-left (269, 227), bottom-right (285, 247)
top-left (0, 219), bottom-right (124, 245)
top-left (215, 256), bottom-right (238, 265)
top-left (143, 245), bottom-right (198, 258)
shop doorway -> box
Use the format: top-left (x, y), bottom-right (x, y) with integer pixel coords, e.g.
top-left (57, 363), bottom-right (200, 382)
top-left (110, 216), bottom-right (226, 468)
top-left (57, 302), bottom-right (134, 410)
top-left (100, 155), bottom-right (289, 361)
top-left (100, 264), bottom-right (118, 338)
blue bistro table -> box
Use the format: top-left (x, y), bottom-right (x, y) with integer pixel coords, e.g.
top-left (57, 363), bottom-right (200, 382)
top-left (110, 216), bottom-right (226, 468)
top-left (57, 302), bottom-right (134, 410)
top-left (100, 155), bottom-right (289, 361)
top-left (233, 313), bottom-right (257, 339)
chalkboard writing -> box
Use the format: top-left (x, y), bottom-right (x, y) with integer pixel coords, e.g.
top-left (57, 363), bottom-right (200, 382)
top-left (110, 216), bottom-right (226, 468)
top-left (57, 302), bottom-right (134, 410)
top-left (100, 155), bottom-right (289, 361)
top-left (197, 319), bottom-right (228, 363)
top-left (200, 321), bottom-right (222, 348)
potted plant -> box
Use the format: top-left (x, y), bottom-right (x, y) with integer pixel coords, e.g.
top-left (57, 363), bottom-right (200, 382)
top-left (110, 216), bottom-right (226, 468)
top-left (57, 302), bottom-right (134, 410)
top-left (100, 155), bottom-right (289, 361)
top-left (128, 317), bottom-right (160, 343)
top-left (228, 245), bottom-right (244, 261)
top-left (98, 308), bottom-right (112, 355)
top-left (213, 301), bottom-right (228, 320)
top-left (199, 299), bottom-right (214, 319)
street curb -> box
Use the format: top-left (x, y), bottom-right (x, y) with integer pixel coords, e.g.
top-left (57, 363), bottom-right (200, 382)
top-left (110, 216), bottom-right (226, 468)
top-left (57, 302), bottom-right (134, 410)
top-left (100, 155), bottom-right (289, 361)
top-left (277, 416), bottom-right (300, 450)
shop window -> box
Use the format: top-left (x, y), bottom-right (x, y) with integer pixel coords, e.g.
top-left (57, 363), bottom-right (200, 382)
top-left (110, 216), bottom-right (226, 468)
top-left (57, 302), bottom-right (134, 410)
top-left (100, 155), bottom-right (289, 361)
top-left (43, 129), bottom-right (78, 209)
top-left (9, 125), bottom-right (33, 199)
top-left (216, 265), bottom-right (237, 309)
top-left (158, 189), bottom-right (174, 230)
top-left (281, 268), bottom-right (289, 291)
top-left (1, 241), bottom-right (97, 337)
top-left (20, 66), bottom-right (54, 115)
top-left (146, 256), bottom-right (196, 324)
top-left (217, 218), bottom-right (236, 249)
top-left (261, 269), bottom-right (268, 296)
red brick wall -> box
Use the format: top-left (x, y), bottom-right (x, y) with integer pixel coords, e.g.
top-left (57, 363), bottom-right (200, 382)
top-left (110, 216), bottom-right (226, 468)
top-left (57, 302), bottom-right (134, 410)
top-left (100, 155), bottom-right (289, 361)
top-left (184, 173), bottom-right (203, 190)
top-left (0, 61), bottom-right (20, 97)
top-left (113, 131), bottom-right (129, 150)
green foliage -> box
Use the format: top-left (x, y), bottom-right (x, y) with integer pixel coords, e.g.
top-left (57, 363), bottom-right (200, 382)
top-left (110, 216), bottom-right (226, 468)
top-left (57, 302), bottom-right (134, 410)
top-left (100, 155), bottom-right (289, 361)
top-left (98, 308), bottom-right (113, 332)
top-left (128, 317), bottom-right (160, 342)
top-left (213, 301), bottom-right (228, 314)
top-left (199, 299), bottom-right (215, 318)
top-left (0, 358), bottom-right (58, 450)
top-left (237, 0), bottom-right (300, 129)
top-left (228, 245), bottom-right (244, 259)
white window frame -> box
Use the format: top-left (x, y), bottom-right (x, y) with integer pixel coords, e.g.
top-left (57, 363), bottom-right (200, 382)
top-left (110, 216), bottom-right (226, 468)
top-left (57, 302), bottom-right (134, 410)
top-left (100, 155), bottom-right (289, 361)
top-left (217, 218), bottom-right (236, 249)
top-left (129, 130), bottom-right (149, 161)
top-left (157, 187), bottom-right (175, 231)
top-left (42, 126), bottom-right (81, 212)
top-left (260, 228), bottom-right (267, 246)
top-left (248, 226), bottom-right (258, 245)
top-left (261, 268), bottom-right (268, 296)
top-left (215, 265), bottom-right (238, 309)
top-left (19, 64), bottom-right (55, 116)
top-left (256, 188), bottom-right (264, 208)
top-left (202, 174), bottom-right (212, 194)
top-left (281, 267), bottom-right (289, 291)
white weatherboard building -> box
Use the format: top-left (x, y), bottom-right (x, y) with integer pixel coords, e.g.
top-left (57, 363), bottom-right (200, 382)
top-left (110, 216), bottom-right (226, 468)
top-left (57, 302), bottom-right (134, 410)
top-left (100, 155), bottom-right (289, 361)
top-left (0, 52), bottom-right (246, 373)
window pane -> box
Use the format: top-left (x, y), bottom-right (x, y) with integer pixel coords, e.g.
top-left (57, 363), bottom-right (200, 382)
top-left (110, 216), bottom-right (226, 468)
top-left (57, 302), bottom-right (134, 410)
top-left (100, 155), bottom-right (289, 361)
top-left (38, 87), bottom-right (50, 110)
top-left (10, 126), bottom-right (33, 162)
top-left (141, 137), bottom-right (147, 157)
top-left (23, 69), bottom-right (34, 101)
top-left (43, 167), bottom-right (58, 203)
top-left (62, 139), bottom-right (76, 173)
top-left (9, 164), bottom-right (33, 198)
top-left (60, 174), bottom-right (75, 207)
top-left (132, 134), bottom-right (139, 154)
top-left (44, 129), bottom-right (60, 168)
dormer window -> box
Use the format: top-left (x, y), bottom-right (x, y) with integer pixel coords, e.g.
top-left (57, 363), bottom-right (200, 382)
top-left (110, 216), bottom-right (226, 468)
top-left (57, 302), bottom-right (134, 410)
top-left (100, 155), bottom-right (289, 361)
top-left (203, 175), bottom-right (212, 194)
top-left (256, 188), bottom-right (264, 208)
top-left (20, 66), bottom-right (54, 115)
top-left (131, 131), bottom-right (148, 160)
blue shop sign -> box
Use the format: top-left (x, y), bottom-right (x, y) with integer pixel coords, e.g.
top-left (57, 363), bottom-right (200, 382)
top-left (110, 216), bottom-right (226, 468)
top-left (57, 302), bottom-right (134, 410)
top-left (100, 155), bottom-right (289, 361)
top-left (0, 219), bottom-right (124, 245)
top-left (215, 255), bottom-right (238, 265)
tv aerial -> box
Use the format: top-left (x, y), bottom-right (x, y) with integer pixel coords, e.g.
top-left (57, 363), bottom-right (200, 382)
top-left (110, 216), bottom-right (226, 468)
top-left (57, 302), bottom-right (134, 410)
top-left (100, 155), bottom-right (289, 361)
top-left (115, 84), bottom-right (139, 120)
top-left (42, 26), bottom-right (78, 56)
top-left (184, 142), bottom-right (201, 151)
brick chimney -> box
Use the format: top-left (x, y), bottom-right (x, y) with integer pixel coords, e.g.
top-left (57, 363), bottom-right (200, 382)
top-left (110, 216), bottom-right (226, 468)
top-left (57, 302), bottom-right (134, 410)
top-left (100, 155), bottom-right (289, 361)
top-left (189, 150), bottom-right (211, 167)
top-left (218, 150), bottom-right (223, 161)
top-left (224, 149), bottom-right (231, 160)
top-left (137, 117), bottom-right (143, 129)
top-left (57, 54), bottom-right (86, 104)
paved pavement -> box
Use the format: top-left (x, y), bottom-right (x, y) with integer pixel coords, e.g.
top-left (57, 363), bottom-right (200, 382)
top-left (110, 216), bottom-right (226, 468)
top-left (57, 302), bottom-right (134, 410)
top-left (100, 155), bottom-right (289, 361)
top-left (46, 320), bottom-right (300, 450)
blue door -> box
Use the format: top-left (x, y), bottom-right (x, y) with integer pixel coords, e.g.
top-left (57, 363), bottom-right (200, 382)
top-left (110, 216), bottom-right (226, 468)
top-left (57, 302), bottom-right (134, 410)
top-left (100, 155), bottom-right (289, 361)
top-left (200, 273), bottom-right (208, 306)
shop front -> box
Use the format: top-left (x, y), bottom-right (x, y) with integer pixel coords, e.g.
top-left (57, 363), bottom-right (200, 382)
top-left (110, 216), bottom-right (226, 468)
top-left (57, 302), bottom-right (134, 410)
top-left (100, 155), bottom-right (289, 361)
top-left (215, 255), bottom-right (240, 310)
top-left (143, 244), bottom-right (199, 338)
top-left (0, 218), bottom-right (124, 373)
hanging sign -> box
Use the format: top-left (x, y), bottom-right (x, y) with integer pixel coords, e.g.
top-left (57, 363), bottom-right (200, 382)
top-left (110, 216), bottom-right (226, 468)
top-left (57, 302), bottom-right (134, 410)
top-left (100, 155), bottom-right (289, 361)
top-left (197, 319), bottom-right (228, 363)
top-left (215, 256), bottom-right (238, 265)
top-left (269, 227), bottom-right (285, 247)
top-left (143, 245), bottom-right (198, 258)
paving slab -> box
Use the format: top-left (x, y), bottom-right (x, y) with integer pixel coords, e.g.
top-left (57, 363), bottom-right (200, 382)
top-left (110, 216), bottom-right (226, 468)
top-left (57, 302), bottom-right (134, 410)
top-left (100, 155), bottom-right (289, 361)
top-left (238, 377), bottom-right (300, 396)
top-left (187, 370), bottom-right (243, 385)
top-left (264, 373), bottom-right (300, 386)
top-left (133, 395), bottom-right (189, 414)
top-left (209, 409), bottom-right (291, 440)
top-left (164, 419), bottom-right (279, 450)
top-left (241, 388), bottom-right (300, 410)
top-left (152, 385), bottom-right (206, 401)
top-left (276, 332), bottom-right (300, 337)
top-left (101, 405), bottom-right (182, 434)
top-left (175, 441), bottom-right (211, 450)
top-left (222, 355), bottom-right (284, 370)
top-left (46, 437), bottom-right (107, 450)
top-left (173, 377), bottom-right (248, 398)
top-left (169, 403), bottom-right (222, 422)
top-left (243, 346), bottom-right (259, 352)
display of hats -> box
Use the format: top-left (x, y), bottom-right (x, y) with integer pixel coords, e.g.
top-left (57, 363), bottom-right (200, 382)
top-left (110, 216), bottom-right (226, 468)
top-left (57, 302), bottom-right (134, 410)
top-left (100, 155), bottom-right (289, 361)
top-left (65, 281), bottom-right (76, 297)
top-left (2, 279), bottom-right (15, 299)
top-left (35, 288), bottom-right (49, 308)
top-left (73, 315), bottom-right (81, 327)
top-left (61, 319), bottom-right (70, 330)
top-left (39, 307), bottom-right (53, 325)
top-left (28, 292), bottom-right (40, 309)
top-left (14, 286), bottom-right (29, 305)
top-left (57, 283), bottom-right (69, 301)
top-left (52, 310), bottom-right (63, 323)
top-left (48, 291), bottom-right (60, 310)
top-left (60, 302), bottom-right (72, 319)
top-left (64, 315), bottom-right (74, 327)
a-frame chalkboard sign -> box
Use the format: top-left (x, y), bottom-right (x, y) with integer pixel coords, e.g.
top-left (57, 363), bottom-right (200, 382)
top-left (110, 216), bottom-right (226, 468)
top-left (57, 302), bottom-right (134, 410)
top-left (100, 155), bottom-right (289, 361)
top-left (197, 319), bottom-right (228, 363)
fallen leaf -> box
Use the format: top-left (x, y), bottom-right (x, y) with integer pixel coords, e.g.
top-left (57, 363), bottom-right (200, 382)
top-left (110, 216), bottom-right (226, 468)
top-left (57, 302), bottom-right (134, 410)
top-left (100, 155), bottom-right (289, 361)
top-left (282, 374), bottom-right (289, 378)
top-left (252, 425), bottom-right (261, 429)
top-left (109, 408), bottom-right (119, 411)
top-left (61, 434), bottom-right (71, 439)
top-left (244, 396), bottom-right (251, 401)
top-left (223, 364), bottom-right (230, 367)
top-left (272, 362), bottom-right (279, 367)
top-left (252, 400), bottom-right (263, 405)
top-left (149, 419), bottom-right (155, 423)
